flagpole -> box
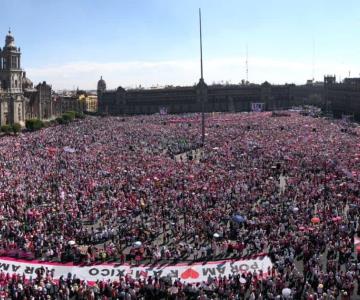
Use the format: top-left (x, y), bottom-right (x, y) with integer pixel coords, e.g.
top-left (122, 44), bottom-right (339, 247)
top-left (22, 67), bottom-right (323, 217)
top-left (199, 8), bottom-right (205, 146)
top-left (199, 8), bottom-right (203, 80)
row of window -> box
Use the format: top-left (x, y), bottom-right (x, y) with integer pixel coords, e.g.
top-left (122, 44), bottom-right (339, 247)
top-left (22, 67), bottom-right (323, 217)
top-left (1, 79), bottom-right (20, 90)
top-left (0, 55), bottom-right (20, 69)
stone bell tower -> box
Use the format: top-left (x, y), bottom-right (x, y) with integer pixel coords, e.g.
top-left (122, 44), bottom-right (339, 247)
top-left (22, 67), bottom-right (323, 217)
top-left (0, 29), bottom-right (26, 125)
top-left (0, 29), bottom-right (23, 93)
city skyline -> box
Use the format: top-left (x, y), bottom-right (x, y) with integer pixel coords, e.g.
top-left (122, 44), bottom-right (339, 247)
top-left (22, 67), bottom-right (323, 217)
top-left (1, 0), bottom-right (360, 90)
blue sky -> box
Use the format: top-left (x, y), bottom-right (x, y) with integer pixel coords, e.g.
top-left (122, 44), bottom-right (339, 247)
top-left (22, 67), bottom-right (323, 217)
top-left (1, 0), bottom-right (360, 90)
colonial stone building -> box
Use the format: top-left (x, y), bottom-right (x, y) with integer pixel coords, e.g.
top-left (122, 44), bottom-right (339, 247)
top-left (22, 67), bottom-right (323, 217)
top-left (97, 77), bottom-right (325, 115)
top-left (53, 95), bottom-right (85, 114)
top-left (80, 94), bottom-right (98, 112)
top-left (0, 30), bottom-right (72, 126)
top-left (326, 76), bottom-right (360, 121)
top-left (24, 81), bottom-right (53, 120)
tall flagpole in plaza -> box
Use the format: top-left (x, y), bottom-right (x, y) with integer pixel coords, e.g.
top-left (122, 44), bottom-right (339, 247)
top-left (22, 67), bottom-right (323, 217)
top-left (199, 8), bottom-right (205, 146)
top-left (199, 8), bottom-right (204, 81)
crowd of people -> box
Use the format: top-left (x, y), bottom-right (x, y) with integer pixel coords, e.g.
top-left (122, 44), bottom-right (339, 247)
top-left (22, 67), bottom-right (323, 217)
top-left (0, 112), bottom-right (359, 299)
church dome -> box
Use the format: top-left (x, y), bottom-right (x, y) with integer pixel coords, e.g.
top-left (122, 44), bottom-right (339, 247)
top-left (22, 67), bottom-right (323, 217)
top-left (5, 29), bottom-right (16, 49)
top-left (22, 75), bottom-right (33, 90)
top-left (97, 76), bottom-right (106, 92)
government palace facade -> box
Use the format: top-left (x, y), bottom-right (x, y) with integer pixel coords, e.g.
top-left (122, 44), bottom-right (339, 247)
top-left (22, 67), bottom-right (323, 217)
top-left (97, 76), bottom-right (360, 122)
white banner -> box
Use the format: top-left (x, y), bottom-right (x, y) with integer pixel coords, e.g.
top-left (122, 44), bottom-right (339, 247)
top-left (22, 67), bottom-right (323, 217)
top-left (0, 256), bottom-right (272, 283)
top-left (251, 103), bottom-right (265, 112)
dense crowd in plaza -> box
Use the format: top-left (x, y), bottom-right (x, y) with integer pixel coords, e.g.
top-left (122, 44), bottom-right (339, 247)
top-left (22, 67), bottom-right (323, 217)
top-left (0, 112), bottom-right (359, 299)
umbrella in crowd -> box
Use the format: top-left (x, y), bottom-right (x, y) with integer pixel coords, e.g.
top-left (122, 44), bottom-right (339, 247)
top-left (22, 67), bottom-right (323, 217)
top-left (232, 214), bottom-right (245, 224)
top-left (292, 207), bottom-right (299, 213)
top-left (133, 241), bottom-right (142, 248)
top-left (282, 288), bottom-right (292, 298)
top-left (311, 217), bottom-right (320, 224)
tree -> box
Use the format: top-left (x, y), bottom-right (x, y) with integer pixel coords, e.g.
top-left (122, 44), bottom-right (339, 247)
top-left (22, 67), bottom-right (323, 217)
top-left (75, 111), bottom-right (85, 119)
top-left (56, 117), bottom-right (65, 124)
top-left (61, 113), bottom-right (73, 123)
top-left (25, 119), bottom-right (44, 131)
top-left (1, 125), bottom-right (11, 134)
top-left (12, 123), bottom-right (21, 134)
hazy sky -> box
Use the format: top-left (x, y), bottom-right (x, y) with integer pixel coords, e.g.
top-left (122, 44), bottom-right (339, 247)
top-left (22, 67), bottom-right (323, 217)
top-left (1, 0), bottom-right (360, 90)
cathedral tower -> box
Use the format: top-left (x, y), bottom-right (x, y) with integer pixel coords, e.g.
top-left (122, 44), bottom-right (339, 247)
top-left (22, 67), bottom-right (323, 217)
top-left (0, 29), bottom-right (23, 93)
top-left (0, 30), bottom-right (26, 125)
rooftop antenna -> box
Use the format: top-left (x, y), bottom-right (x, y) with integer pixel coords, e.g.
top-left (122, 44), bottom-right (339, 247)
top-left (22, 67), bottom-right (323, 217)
top-left (246, 44), bottom-right (249, 83)
top-left (312, 39), bottom-right (315, 81)
top-left (199, 8), bottom-right (206, 146)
